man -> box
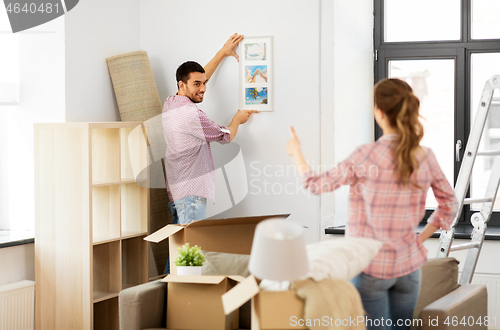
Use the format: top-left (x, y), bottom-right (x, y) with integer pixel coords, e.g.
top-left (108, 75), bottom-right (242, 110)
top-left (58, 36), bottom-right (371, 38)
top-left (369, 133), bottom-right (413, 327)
top-left (162, 33), bottom-right (258, 226)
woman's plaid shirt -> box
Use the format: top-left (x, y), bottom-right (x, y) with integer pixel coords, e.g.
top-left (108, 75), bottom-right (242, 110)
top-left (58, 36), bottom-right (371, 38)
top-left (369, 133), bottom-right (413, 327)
top-left (303, 134), bottom-right (458, 279)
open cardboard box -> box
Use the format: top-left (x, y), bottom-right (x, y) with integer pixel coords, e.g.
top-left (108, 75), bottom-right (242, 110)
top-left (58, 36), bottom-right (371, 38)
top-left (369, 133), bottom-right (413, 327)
top-left (144, 214), bottom-right (291, 329)
top-left (145, 214), bottom-right (289, 275)
top-left (162, 274), bottom-right (246, 330)
top-left (222, 275), bottom-right (307, 330)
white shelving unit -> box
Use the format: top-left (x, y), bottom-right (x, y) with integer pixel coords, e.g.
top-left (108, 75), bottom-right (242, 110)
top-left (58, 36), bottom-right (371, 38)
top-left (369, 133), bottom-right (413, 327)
top-left (35, 122), bottom-right (150, 330)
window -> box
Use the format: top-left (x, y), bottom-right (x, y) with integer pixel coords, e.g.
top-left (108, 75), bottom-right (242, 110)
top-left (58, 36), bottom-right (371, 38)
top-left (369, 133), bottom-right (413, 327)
top-left (374, 0), bottom-right (500, 227)
top-left (0, 8), bottom-right (23, 232)
top-left (0, 10), bottom-right (65, 236)
top-left (0, 10), bottom-right (19, 106)
top-left (471, 0), bottom-right (500, 40)
top-left (385, 0), bottom-right (460, 42)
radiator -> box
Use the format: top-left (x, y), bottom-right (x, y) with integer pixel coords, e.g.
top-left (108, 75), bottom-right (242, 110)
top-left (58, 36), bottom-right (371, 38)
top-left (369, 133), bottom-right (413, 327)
top-left (472, 273), bottom-right (500, 330)
top-left (0, 280), bottom-right (35, 330)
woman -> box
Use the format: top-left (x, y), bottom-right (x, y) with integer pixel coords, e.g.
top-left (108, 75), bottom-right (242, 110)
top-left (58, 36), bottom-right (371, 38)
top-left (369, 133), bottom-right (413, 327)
top-left (287, 78), bottom-right (458, 330)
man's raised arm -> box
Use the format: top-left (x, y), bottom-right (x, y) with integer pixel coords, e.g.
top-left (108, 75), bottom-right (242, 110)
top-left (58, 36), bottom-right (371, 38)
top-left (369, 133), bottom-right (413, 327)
top-left (204, 33), bottom-right (244, 81)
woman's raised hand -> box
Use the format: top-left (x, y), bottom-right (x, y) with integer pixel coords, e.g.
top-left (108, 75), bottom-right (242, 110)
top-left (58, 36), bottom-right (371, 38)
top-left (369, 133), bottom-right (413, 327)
top-left (287, 126), bottom-right (302, 156)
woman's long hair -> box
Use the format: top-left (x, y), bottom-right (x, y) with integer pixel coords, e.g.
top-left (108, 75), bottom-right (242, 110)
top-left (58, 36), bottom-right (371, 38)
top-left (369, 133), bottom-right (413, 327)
top-left (374, 78), bottom-right (424, 187)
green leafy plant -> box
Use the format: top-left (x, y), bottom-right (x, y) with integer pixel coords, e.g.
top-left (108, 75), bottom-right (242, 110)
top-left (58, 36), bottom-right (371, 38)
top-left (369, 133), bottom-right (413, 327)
top-left (175, 243), bottom-right (206, 266)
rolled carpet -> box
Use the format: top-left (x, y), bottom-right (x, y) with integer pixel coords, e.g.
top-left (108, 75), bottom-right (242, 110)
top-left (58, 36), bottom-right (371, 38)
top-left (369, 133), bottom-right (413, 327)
top-left (106, 51), bottom-right (162, 121)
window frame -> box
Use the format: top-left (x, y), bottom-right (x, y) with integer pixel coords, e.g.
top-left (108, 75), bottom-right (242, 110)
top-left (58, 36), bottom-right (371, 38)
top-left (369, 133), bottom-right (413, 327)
top-left (374, 0), bottom-right (500, 227)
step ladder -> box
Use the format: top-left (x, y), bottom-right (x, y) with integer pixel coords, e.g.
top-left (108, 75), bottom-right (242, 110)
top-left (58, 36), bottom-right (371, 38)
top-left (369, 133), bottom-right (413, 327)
top-left (436, 75), bottom-right (500, 284)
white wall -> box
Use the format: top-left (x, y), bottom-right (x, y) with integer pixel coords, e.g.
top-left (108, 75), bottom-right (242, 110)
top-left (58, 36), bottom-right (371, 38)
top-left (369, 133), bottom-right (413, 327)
top-left (140, 0), bottom-right (374, 243)
top-left (321, 0), bottom-right (375, 237)
top-left (0, 244), bottom-right (35, 287)
top-left (64, 0), bottom-right (141, 122)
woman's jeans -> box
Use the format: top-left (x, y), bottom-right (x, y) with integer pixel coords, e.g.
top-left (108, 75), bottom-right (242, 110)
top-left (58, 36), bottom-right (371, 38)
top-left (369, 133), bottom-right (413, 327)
top-left (164, 196), bottom-right (207, 274)
top-left (351, 268), bottom-right (421, 330)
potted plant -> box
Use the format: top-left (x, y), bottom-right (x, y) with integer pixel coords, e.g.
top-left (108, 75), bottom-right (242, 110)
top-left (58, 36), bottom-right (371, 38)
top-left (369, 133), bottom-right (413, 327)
top-left (175, 243), bottom-right (206, 275)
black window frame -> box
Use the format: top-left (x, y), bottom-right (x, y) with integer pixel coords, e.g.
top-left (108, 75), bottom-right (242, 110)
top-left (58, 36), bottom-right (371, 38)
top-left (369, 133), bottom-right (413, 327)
top-left (374, 0), bottom-right (500, 227)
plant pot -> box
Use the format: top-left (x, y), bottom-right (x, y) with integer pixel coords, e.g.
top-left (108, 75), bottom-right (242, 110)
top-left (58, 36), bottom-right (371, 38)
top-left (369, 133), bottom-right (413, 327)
top-left (176, 265), bottom-right (203, 276)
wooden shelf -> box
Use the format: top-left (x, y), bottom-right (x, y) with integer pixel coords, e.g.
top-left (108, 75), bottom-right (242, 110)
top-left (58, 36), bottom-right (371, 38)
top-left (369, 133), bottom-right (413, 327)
top-left (149, 274), bottom-right (167, 282)
top-left (122, 178), bottom-right (147, 184)
top-left (92, 180), bottom-right (123, 187)
top-left (35, 122), bottom-right (150, 330)
top-left (120, 178), bottom-right (138, 184)
top-left (120, 127), bottom-right (148, 182)
top-left (93, 237), bottom-right (121, 246)
top-left (122, 236), bottom-right (148, 289)
top-left (121, 183), bottom-right (148, 234)
top-left (92, 185), bottom-right (120, 243)
top-left (93, 242), bottom-right (121, 297)
top-left (94, 297), bottom-right (119, 330)
top-left (121, 284), bottom-right (135, 290)
top-left (91, 128), bottom-right (120, 185)
top-left (121, 231), bottom-right (148, 240)
top-left (91, 178), bottom-right (146, 187)
top-left (93, 291), bottom-right (119, 303)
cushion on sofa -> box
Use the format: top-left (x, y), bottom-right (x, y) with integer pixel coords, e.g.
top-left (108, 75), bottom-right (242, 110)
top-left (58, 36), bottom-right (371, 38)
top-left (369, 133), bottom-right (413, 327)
top-left (305, 238), bottom-right (383, 281)
top-left (201, 250), bottom-right (251, 277)
top-left (411, 257), bottom-right (460, 330)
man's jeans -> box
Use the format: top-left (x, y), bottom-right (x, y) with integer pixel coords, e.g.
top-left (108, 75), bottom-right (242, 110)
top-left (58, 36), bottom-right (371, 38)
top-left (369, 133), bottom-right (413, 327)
top-left (164, 196), bottom-right (207, 274)
top-left (351, 268), bottom-right (421, 330)
top-left (168, 195), bottom-right (207, 225)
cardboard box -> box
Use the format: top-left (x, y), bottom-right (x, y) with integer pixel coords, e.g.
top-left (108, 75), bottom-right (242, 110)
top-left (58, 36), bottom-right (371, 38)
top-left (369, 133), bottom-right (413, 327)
top-left (163, 274), bottom-right (245, 330)
top-left (145, 214), bottom-right (289, 275)
top-left (222, 276), bottom-right (307, 330)
top-left (145, 214), bottom-right (292, 330)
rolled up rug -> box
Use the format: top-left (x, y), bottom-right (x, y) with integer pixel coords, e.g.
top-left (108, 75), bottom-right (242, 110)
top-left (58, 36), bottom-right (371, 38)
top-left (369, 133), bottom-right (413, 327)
top-left (106, 51), bottom-right (162, 121)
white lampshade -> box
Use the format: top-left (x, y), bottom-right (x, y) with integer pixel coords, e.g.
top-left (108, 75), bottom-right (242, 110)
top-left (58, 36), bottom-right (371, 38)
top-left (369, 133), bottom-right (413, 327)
top-left (248, 219), bottom-right (309, 282)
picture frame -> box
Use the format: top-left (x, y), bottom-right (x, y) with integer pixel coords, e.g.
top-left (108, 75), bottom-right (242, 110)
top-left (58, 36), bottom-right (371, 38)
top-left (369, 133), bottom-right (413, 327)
top-left (239, 36), bottom-right (273, 112)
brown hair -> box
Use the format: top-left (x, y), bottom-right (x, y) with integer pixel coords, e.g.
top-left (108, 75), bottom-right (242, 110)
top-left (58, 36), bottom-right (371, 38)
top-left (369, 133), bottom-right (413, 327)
top-left (374, 78), bottom-right (424, 187)
top-left (176, 61), bottom-right (205, 88)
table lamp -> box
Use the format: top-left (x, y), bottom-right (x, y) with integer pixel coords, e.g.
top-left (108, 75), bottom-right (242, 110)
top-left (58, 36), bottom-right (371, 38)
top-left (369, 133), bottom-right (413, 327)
top-left (248, 219), bottom-right (309, 288)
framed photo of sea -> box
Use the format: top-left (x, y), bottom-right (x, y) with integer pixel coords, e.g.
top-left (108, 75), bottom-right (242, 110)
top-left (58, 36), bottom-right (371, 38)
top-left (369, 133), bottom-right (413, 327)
top-left (239, 36), bottom-right (273, 111)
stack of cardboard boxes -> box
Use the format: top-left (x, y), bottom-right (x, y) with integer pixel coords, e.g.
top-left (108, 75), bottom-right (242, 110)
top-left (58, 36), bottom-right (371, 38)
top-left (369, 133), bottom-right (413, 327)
top-left (145, 214), bottom-right (307, 330)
